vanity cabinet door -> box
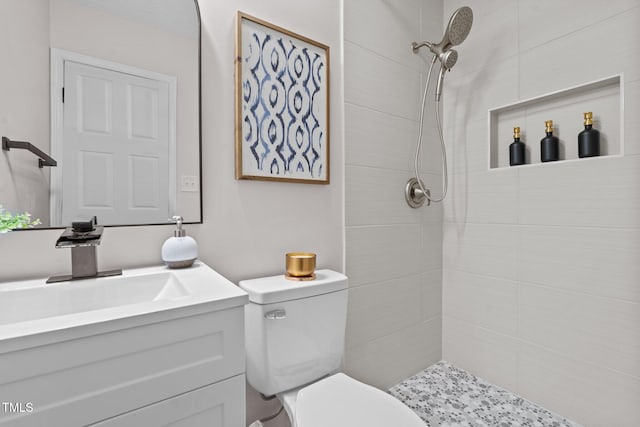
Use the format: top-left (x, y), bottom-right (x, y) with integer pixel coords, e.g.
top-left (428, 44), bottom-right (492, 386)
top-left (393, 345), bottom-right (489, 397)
top-left (90, 374), bottom-right (245, 427)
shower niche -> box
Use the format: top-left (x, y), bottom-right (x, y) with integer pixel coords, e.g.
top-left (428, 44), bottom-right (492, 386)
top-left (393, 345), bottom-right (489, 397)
top-left (488, 74), bottom-right (623, 169)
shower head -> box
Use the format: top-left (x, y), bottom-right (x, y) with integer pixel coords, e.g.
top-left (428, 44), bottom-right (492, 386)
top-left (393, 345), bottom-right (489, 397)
top-left (412, 6), bottom-right (473, 57)
top-left (443, 6), bottom-right (473, 48)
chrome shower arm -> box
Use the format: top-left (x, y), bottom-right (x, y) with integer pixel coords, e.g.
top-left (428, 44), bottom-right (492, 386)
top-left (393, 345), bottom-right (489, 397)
top-left (412, 41), bottom-right (433, 53)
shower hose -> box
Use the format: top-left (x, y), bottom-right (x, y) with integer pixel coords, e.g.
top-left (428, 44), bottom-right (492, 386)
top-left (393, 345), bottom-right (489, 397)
top-left (414, 55), bottom-right (448, 203)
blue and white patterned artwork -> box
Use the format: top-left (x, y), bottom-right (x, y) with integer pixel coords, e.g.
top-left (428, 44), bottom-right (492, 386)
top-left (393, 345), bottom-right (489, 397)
top-left (238, 16), bottom-right (329, 183)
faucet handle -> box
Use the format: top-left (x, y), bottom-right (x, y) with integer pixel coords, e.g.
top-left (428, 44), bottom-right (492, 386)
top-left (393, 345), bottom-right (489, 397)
top-left (57, 216), bottom-right (103, 248)
top-left (72, 216), bottom-right (97, 233)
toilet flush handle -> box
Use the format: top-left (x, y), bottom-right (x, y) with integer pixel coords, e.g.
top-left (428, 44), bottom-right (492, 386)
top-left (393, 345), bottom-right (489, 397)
top-left (264, 309), bottom-right (287, 320)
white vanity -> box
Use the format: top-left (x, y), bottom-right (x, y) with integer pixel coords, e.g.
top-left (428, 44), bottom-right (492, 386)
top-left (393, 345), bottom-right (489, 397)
top-left (0, 261), bottom-right (247, 426)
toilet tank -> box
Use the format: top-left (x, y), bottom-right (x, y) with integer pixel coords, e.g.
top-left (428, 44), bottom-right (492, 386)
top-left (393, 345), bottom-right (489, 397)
top-left (239, 270), bottom-right (348, 396)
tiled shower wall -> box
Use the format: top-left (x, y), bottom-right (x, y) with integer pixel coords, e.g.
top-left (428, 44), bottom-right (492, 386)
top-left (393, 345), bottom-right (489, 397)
top-left (343, 0), bottom-right (444, 390)
top-left (441, 1), bottom-right (640, 426)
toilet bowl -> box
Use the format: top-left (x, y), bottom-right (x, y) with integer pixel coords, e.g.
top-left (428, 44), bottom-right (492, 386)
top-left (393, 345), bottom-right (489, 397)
top-left (279, 373), bottom-right (424, 427)
top-left (239, 270), bottom-right (423, 426)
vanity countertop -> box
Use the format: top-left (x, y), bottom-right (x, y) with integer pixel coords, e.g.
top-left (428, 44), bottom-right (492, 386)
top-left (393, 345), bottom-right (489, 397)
top-left (0, 261), bottom-right (248, 349)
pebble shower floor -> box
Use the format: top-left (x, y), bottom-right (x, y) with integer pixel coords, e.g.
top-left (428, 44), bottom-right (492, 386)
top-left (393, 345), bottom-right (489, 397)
top-left (389, 361), bottom-right (582, 427)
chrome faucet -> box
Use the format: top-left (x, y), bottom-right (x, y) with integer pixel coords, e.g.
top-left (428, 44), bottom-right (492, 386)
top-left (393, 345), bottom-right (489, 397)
top-left (47, 217), bottom-right (122, 283)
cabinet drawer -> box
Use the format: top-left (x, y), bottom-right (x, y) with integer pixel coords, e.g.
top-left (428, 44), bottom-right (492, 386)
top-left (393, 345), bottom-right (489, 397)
top-left (91, 374), bottom-right (245, 427)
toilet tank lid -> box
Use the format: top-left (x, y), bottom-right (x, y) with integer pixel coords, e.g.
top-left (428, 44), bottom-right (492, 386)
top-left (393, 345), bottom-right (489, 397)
top-left (239, 269), bottom-right (348, 304)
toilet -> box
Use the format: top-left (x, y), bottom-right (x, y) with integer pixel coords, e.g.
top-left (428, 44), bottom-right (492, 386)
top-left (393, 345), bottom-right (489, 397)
top-left (239, 270), bottom-right (424, 427)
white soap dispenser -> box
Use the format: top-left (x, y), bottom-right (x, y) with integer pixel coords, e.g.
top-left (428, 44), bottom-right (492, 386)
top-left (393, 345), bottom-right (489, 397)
top-left (161, 216), bottom-right (198, 268)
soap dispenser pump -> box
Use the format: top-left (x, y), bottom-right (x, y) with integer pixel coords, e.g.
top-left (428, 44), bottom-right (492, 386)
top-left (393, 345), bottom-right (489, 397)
top-left (161, 216), bottom-right (198, 268)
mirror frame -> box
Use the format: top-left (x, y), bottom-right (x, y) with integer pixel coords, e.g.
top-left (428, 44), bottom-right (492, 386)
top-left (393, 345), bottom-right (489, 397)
top-left (13, 0), bottom-right (203, 231)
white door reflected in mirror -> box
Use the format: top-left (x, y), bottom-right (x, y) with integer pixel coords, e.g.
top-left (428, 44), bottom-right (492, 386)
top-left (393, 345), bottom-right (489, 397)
top-left (52, 52), bottom-right (176, 226)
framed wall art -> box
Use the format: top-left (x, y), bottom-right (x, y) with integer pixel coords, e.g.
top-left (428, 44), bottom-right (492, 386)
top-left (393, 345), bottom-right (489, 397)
top-left (235, 12), bottom-right (330, 184)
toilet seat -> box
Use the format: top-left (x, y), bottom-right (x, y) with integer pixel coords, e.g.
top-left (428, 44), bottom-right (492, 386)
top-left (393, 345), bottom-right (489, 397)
top-left (291, 373), bottom-right (425, 427)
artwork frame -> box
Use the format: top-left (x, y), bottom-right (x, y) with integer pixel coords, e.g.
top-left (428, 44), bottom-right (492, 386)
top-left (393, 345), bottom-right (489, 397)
top-left (235, 12), bottom-right (330, 184)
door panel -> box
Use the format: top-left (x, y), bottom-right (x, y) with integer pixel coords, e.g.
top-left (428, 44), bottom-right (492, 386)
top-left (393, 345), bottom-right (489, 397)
top-left (78, 151), bottom-right (114, 208)
top-left (128, 84), bottom-right (159, 140)
top-left (77, 75), bottom-right (112, 135)
top-left (129, 155), bottom-right (159, 209)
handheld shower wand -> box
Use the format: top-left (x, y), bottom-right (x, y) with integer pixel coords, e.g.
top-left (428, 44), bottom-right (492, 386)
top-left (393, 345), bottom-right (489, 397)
top-left (435, 49), bottom-right (458, 102)
top-left (405, 6), bottom-right (473, 207)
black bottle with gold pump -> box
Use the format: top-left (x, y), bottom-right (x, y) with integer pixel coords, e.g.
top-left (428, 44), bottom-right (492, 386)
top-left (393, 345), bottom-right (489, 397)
top-left (540, 120), bottom-right (559, 162)
top-left (578, 112), bottom-right (600, 158)
top-left (509, 126), bottom-right (525, 166)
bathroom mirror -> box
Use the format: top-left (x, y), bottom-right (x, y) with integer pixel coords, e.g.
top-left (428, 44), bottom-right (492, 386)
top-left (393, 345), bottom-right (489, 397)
top-left (0, 0), bottom-right (201, 230)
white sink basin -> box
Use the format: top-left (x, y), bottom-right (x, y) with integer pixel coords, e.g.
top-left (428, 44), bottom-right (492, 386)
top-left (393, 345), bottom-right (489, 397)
top-left (0, 261), bottom-right (248, 341)
top-left (0, 272), bottom-right (189, 325)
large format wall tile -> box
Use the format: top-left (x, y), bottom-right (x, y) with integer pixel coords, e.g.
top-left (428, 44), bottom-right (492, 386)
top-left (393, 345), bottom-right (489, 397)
top-left (345, 317), bottom-right (442, 390)
top-left (444, 118), bottom-right (490, 176)
top-left (517, 342), bottom-right (640, 427)
top-left (519, 283), bottom-right (640, 378)
top-left (421, 269), bottom-right (443, 320)
top-left (443, 269), bottom-right (518, 336)
top-left (344, 0), bottom-right (421, 70)
top-left (518, 0), bottom-right (639, 53)
top-left (520, 6), bottom-right (640, 99)
top-left (346, 164), bottom-right (433, 226)
top-left (346, 224), bottom-right (423, 287)
top-left (344, 41), bottom-right (421, 121)
top-left (518, 156), bottom-right (640, 229)
top-left (443, 222), bottom-right (519, 281)
top-left (345, 103), bottom-right (417, 172)
top-left (346, 273), bottom-right (424, 348)
top-left (442, 0), bottom-right (519, 78)
top-left (442, 315), bottom-right (519, 391)
top-left (421, 222), bottom-right (443, 271)
top-left (444, 168), bottom-right (519, 225)
top-left (519, 225), bottom-right (640, 303)
top-left (443, 56), bottom-right (519, 126)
